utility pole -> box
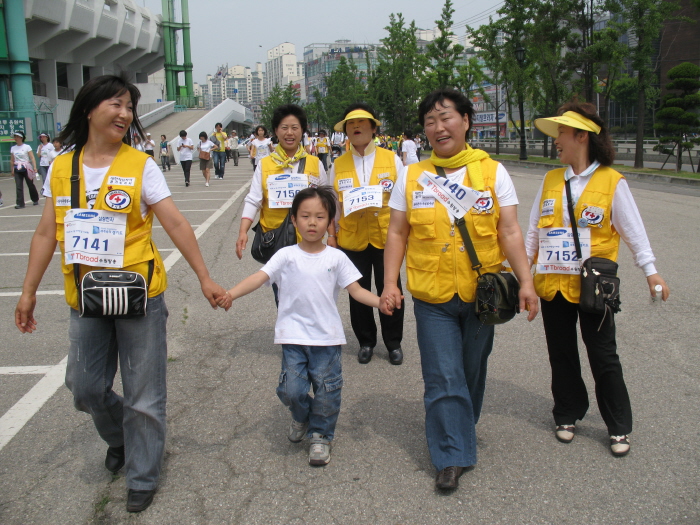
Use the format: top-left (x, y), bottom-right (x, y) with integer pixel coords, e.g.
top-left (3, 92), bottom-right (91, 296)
top-left (161, 0), bottom-right (194, 106)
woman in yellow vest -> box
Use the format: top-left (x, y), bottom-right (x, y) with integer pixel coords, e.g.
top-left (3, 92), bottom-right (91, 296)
top-left (236, 104), bottom-right (332, 300)
top-left (13, 74), bottom-right (228, 513)
top-left (381, 89), bottom-right (539, 491)
top-left (529, 101), bottom-right (669, 457)
top-left (330, 103), bottom-right (406, 365)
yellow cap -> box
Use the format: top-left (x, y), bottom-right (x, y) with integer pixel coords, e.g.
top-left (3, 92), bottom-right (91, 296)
top-left (534, 111), bottom-right (601, 138)
top-left (334, 109), bottom-right (382, 132)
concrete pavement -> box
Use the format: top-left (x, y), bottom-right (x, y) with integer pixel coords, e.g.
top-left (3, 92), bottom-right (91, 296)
top-left (0, 161), bottom-right (697, 524)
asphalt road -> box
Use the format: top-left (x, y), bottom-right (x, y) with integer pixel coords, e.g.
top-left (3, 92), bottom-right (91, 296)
top-left (0, 161), bottom-right (697, 524)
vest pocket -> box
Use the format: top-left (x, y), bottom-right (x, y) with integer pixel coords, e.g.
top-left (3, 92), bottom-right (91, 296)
top-left (409, 207), bottom-right (436, 239)
top-left (470, 210), bottom-right (498, 237)
top-left (537, 215), bottom-right (556, 228)
top-left (406, 251), bottom-right (440, 298)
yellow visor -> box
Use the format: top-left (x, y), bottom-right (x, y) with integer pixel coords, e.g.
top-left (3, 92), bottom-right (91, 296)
top-left (534, 111), bottom-right (601, 138)
top-left (334, 109), bottom-right (382, 132)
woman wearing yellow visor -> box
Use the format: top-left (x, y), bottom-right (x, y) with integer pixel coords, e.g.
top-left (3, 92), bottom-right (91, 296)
top-left (527, 100), bottom-right (670, 457)
top-left (329, 103), bottom-right (405, 365)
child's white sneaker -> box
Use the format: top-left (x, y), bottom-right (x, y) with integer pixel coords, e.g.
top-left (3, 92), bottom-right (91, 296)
top-left (308, 433), bottom-right (330, 466)
top-left (287, 418), bottom-right (308, 443)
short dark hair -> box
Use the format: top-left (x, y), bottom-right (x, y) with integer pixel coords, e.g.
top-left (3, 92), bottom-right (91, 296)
top-left (557, 99), bottom-right (615, 166)
top-left (418, 88), bottom-right (475, 139)
top-left (319, 129), bottom-right (326, 135)
top-left (199, 131), bottom-right (208, 140)
top-left (342, 102), bottom-right (378, 135)
top-left (179, 129), bottom-right (187, 137)
top-left (215, 122), bottom-right (222, 128)
top-left (404, 130), bottom-right (413, 140)
top-left (57, 71), bottom-right (144, 149)
top-left (271, 104), bottom-right (308, 134)
top-left (291, 185), bottom-right (336, 221)
top-left (254, 125), bottom-right (267, 137)
top-left (160, 134), bottom-right (166, 140)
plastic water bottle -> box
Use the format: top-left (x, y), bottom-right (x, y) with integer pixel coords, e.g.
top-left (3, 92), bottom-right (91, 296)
top-left (651, 284), bottom-right (663, 305)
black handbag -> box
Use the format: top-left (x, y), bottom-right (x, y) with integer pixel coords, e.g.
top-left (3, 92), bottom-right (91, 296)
top-left (565, 178), bottom-right (621, 319)
top-left (455, 217), bottom-right (520, 325)
top-left (249, 158), bottom-right (305, 264)
top-left (69, 147), bottom-right (152, 318)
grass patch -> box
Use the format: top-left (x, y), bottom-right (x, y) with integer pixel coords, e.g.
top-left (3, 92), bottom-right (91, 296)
top-left (181, 306), bottom-right (188, 325)
top-left (94, 495), bottom-right (109, 513)
top-left (491, 154), bottom-right (700, 179)
top-left (167, 356), bottom-right (177, 362)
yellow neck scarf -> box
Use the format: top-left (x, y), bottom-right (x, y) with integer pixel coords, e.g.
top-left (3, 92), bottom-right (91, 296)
top-left (270, 143), bottom-right (307, 169)
top-left (350, 140), bottom-right (376, 157)
top-left (430, 143), bottom-right (490, 191)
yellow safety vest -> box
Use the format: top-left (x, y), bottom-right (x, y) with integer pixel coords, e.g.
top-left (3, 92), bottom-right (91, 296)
top-left (260, 155), bottom-right (321, 241)
top-left (534, 166), bottom-right (623, 303)
top-left (334, 147), bottom-right (398, 251)
top-left (405, 159), bottom-right (503, 304)
top-left (51, 145), bottom-right (167, 309)
top-left (316, 137), bottom-right (330, 154)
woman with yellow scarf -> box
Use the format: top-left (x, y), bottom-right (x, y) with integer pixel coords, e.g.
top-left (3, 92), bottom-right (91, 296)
top-left (236, 105), bottom-right (333, 299)
top-left (381, 89), bottom-right (539, 491)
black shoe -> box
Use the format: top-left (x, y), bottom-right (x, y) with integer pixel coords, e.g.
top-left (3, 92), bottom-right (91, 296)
top-left (105, 445), bottom-right (125, 473)
top-left (389, 348), bottom-right (403, 365)
top-left (15, 205), bottom-right (25, 209)
top-left (32, 201), bottom-right (39, 206)
top-left (185, 181), bottom-right (190, 187)
top-left (435, 466), bottom-right (463, 490)
top-left (358, 346), bottom-right (373, 364)
top-left (126, 489), bottom-right (155, 513)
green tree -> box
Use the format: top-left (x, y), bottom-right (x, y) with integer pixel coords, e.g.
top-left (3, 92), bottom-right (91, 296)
top-left (424, 0), bottom-right (464, 91)
top-left (323, 57), bottom-right (366, 130)
top-left (653, 62), bottom-right (700, 172)
top-left (371, 13), bottom-right (425, 135)
top-left (610, 74), bottom-right (638, 139)
top-left (619, 0), bottom-right (680, 168)
top-left (260, 82), bottom-right (300, 131)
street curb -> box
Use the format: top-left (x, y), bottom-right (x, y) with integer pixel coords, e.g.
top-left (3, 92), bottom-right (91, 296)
top-left (498, 159), bottom-right (700, 187)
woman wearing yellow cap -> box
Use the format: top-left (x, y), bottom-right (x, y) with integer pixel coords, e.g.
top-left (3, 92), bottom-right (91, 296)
top-left (381, 89), bottom-right (538, 491)
top-left (528, 100), bottom-right (670, 457)
top-left (330, 103), bottom-right (406, 366)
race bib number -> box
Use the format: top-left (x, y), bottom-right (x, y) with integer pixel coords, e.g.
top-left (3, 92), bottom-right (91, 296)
top-left (412, 191), bottom-right (435, 209)
top-left (541, 198), bottom-right (555, 216)
top-left (537, 227), bottom-right (591, 274)
top-left (267, 174), bottom-right (308, 208)
top-left (343, 185), bottom-right (382, 216)
top-left (418, 171), bottom-right (480, 219)
top-left (337, 178), bottom-right (354, 191)
top-left (64, 209), bottom-right (127, 268)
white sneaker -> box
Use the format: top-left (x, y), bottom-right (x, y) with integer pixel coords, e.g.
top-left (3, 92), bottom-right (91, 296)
top-left (205, 182), bottom-right (209, 187)
top-left (555, 424), bottom-right (575, 443)
top-left (287, 418), bottom-right (308, 443)
top-left (610, 435), bottom-right (630, 457)
top-left (308, 433), bottom-right (330, 466)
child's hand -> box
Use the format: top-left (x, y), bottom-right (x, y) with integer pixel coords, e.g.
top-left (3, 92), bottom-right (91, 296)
top-left (215, 291), bottom-right (233, 311)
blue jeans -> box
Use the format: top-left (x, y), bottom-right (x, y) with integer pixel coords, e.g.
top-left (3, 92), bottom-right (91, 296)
top-left (276, 345), bottom-right (343, 440)
top-left (65, 294), bottom-right (169, 490)
top-left (212, 150), bottom-right (226, 177)
top-left (414, 295), bottom-right (494, 471)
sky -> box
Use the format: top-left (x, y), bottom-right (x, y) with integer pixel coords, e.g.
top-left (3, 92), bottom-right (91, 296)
top-left (140, 0), bottom-right (504, 84)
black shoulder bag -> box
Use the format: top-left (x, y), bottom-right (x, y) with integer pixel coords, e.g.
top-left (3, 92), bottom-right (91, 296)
top-left (70, 148), bottom-right (152, 318)
top-left (250, 157), bottom-right (305, 264)
top-left (565, 177), bottom-right (621, 321)
top-left (434, 167), bottom-right (520, 325)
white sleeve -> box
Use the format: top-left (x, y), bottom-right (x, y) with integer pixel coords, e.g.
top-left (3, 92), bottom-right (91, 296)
top-left (394, 155), bottom-right (403, 175)
top-left (494, 163), bottom-right (519, 207)
top-left (388, 165), bottom-right (409, 212)
top-left (317, 158), bottom-right (328, 185)
top-left (242, 163), bottom-right (264, 220)
top-left (611, 178), bottom-right (657, 275)
top-left (42, 163), bottom-right (55, 197)
top-left (141, 157), bottom-right (172, 206)
top-left (260, 248), bottom-right (288, 285)
top-left (526, 179), bottom-right (545, 264)
top-left (337, 250), bottom-right (363, 288)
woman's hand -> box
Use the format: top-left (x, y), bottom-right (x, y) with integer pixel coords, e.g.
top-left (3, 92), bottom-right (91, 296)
top-left (236, 231), bottom-right (248, 260)
top-left (15, 292), bottom-right (37, 333)
top-left (380, 283), bottom-right (403, 316)
top-left (216, 291), bottom-right (233, 310)
top-left (517, 280), bottom-right (539, 322)
top-left (647, 273), bottom-right (669, 301)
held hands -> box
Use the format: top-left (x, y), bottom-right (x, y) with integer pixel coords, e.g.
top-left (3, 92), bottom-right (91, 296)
top-left (235, 231), bottom-right (248, 260)
top-left (216, 290), bottom-right (233, 310)
top-left (201, 277), bottom-right (231, 311)
top-left (380, 284), bottom-right (404, 316)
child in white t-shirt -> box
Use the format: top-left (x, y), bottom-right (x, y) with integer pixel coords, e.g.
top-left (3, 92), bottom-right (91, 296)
top-left (218, 186), bottom-right (398, 466)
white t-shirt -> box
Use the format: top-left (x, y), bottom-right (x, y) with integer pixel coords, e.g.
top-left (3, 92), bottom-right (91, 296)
top-left (401, 140), bottom-right (419, 165)
top-left (37, 143), bottom-right (55, 166)
top-left (11, 143), bottom-right (33, 164)
top-left (389, 162), bottom-right (519, 213)
top-left (133, 142), bottom-right (144, 152)
top-left (144, 139), bottom-right (156, 151)
top-left (176, 137), bottom-right (194, 161)
top-left (197, 140), bottom-right (216, 154)
top-left (252, 138), bottom-right (272, 161)
top-left (261, 245), bottom-right (362, 346)
top-left (43, 156), bottom-right (171, 219)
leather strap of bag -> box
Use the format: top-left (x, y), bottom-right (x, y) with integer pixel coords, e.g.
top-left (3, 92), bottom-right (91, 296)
top-left (565, 177), bottom-right (583, 260)
top-left (435, 167), bottom-right (482, 275)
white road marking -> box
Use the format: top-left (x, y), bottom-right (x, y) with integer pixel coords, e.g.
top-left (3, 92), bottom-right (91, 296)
top-left (0, 182), bottom-right (250, 452)
top-left (0, 215), bottom-right (43, 218)
top-left (0, 365), bottom-right (55, 375)
top-left (0, 290), bottom-right (64, 297)
top-left (0, 357), bottom-right (67, 452)
top-left (0, 252), bottom-right (60, 257)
